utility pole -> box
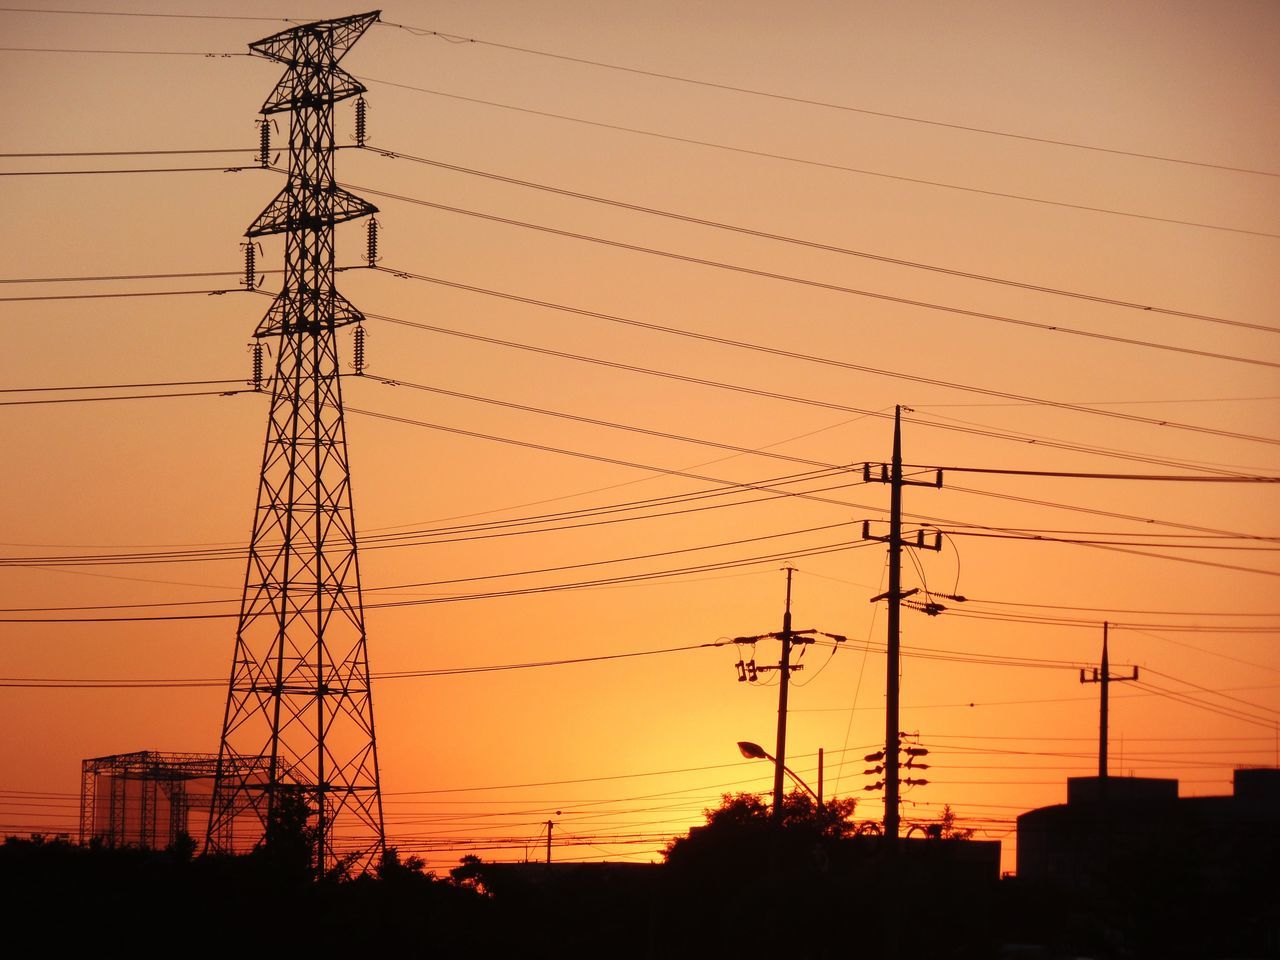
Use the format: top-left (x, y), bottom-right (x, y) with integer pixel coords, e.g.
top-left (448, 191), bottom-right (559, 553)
top-left (732, 567), bottom-right (845, 822)
top-left (773, 566), bottom-right (795, 822)
top-left (546, 819), bottom-right (553, 864)
top-left (1080, 621), bottom-right (1138, 792)
top-left (864, 406), bottom-right (941, 842)
top-left (208, 11), bottom-right (385, 878)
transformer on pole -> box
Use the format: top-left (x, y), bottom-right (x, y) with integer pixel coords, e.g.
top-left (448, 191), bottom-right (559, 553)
top-left (207, 10), bottom-right (385, 877)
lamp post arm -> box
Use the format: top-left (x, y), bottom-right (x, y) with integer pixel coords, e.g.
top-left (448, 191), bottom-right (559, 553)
top-left (758, 749), bottom-right (821, 805)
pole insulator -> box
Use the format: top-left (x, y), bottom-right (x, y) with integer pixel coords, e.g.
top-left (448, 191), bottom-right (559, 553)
top-left (355, 95), bottom-right (368, 146)
top-left (365, 217), bottom-right (379, 266)
top-left (257, 118), bottom-right (270, 168)
top-left (250, 342), bottom-right (264, 391)
top-left (242, 242), bottom-right (257, 289)
top-left (353, 323), bottom-right (366, 375)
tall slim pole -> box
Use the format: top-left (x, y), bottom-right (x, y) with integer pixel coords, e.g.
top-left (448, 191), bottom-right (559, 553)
top-left (546, 819), bottom-right (553, 864)
top-left (731, 570), bottom-right (835, 821)
top-left (884, 406), bottom-right (904, 841)
top-left (1079, 620), bottom-right (1138, 800)
top-left (772, 566), bottom-right (795, 823)
top-left (1100, 621), bottom-right (1110, 780)
top-left (863, 407), bottom-right (941, 840)
top-left (817, 747), bottom-right (824, 810)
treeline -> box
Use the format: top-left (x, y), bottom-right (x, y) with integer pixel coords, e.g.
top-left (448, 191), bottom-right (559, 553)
top-left (5, 791), bottom-right (1274, 958)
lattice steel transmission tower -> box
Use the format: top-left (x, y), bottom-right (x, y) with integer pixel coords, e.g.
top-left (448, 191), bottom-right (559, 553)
top-left (207, 10), bottom-right (385, 876)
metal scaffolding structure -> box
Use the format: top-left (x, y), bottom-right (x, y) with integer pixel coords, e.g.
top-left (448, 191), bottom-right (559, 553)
top-left (207, 10), bottom-right (385, 877)
top-left (82, 751), bottom-right (270, 850)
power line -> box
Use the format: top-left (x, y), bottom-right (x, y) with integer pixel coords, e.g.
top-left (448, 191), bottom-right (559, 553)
top-left (915, 394), bottom-right (1280, 408)
top-left (0, 288), bottom-right (246, 302)
top-left (0, 465), bottom-right (857, 564)
top-left (1134, 679), bottom-right (1279, 729)
top-left (366, 146), bottom-right (1280, 335)
top-left (921, 605), bottom-right (1280, 633)
top-left (372, 267), bottom-right (1280, 448)
top-left (365, 303), bottom-right (1277, 469)
top-left (0, 46), bottom-right (245, 56)
top-left (934, 530), bottom-right (1280, 579)
top-left (0, 640), bottom-right (730, 688)
top-left (0, 165), bottom-right (256, 175)
top-left (935, 527), bottom-right (1278, 541)
top-left (346, 401), bottom-right (866, 509)
top-left (351, 192), bottom-right (1280, 369)
top-left (913, 465), bottom-right (1280, 482)
top-left (0, 538), bottom-right (877, 621)
top-left (0, 7), bottom-right (295, 23)
top-left (0, 148), bottom-right (256, 158)
top-left (0, 517), bottom-right (859, 613)
top-left (1125, 626), bottom-right (1280, 677)
top-left (369, 373), bottom-right (834, 468)
top-left (0, 387), bottom-right (255, 407)
top-left (1143, 668), bottom-right (1280, 717)
top-left (911, 407), bottom-right (1273, 476)
top-left (0, 265), bottom-right (355, 283)
top-left (936, 485), bottom-right (1267, 540)
top-left (934, 530), bottom-right (1280, 553)
top-left (391, 751), bottom-right (834, 796)
top-left (376, 519), bottom-right (859, 593)
top-left (357, 75), bottom-right (1280, 240)
top-left (363, 472), bottom-right (860, 546)
top-left (377, 23), bottom-right (1280, 180)
top-left (956, 597), bottom-right (1280, 618)
top-left (0, 377), bottom-right (246, 394)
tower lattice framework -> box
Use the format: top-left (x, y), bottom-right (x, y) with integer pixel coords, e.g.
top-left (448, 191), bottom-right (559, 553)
top-left (208, 10), bottom-right (385, 876)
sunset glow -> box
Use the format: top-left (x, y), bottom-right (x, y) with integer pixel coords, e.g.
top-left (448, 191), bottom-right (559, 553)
top-left (2, 1), bottom-right (1277, 879)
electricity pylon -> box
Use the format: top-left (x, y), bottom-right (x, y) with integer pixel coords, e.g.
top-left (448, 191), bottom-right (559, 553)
top-left (207, 10), bottom-right (385, 877)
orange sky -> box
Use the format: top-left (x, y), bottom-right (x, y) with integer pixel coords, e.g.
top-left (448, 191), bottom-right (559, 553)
top-left (1, 1), bottom-right (1278, 874)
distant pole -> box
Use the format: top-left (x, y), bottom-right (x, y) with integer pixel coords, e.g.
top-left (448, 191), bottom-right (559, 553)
top-left (730, 569), bottom-right (840, 821)
top-left (1079, 621), bottom-right (1139, 797)
top-left (546, 819), bottom-right (553, 864)
top-left (1100, 622), bottom-right (1110, 779)
top-left (818, 747), bottom-right (824, 811)
top-left (772, 566), bottom-right (796, 823)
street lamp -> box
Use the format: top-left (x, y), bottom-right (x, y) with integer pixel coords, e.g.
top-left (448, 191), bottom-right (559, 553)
top-left (737, 740), bottom-right (823, 810)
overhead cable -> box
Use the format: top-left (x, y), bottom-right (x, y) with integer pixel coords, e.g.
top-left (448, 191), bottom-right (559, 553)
top-left (357, 76), bottom-right (1280, 239)
top-left (376, 23), bottom-right (1279, 180)
top-left (367, 147), bottom-right (1279, 335)
top-left (346, 194), bottom-right (1280, 369)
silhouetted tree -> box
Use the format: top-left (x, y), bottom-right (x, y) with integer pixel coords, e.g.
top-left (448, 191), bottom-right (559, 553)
top-left (166, 829), bottom-right (197, 862)
top-left (376, 845), bottom-right (427, 882)
top-left (663, 789), bottom-right (860, 869)
top-left (255, 786), bottom-right (318, 881)
top-left (934, 803), bottom-right (974, 839)
top-left (659, 791), bottom-right (869, 956)
top-left (449, 854), bottom-right (490, 896)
